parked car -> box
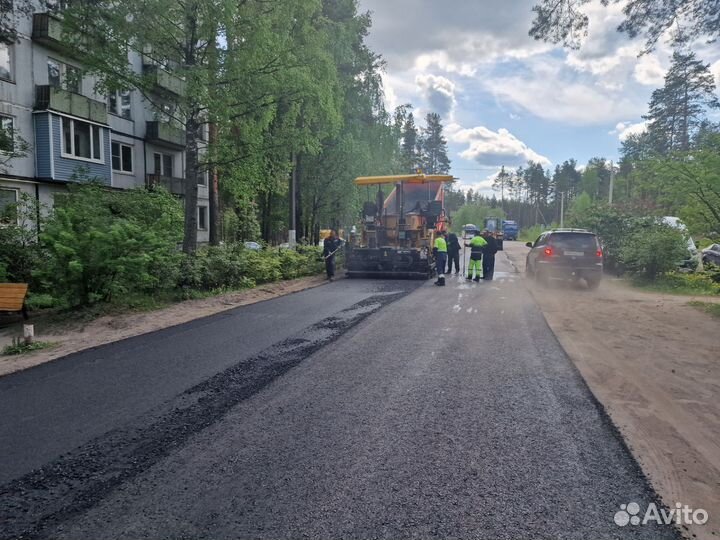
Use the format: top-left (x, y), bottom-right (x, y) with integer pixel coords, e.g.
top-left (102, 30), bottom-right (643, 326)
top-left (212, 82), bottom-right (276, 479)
top-left (243, 241), bottom-right (262, 251)
top-left (525, 228), bottom-right (603, 289)
top-left (702, 243), bottom-right (720, 265)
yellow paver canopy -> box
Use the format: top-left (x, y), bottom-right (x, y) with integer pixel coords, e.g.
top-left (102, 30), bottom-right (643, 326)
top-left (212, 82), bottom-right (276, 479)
top-left (354, 174), bottom-right (455, 186)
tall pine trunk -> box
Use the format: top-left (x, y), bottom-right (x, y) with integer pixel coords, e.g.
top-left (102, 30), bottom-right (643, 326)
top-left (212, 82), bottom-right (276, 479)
top-left (182, 2), bottom-right (200, 253)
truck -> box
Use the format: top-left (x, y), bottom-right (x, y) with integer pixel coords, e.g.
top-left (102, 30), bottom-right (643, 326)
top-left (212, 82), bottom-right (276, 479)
top-left (346, 173), bottom-right (455, 279)
top-left (483, 216), bottom-right (504, 251)
top-left (502, 220), bottom-right (519, 241)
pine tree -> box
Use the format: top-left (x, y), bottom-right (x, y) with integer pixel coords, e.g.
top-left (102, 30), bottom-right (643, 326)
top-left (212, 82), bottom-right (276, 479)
top-left (401, 112), bottom-right (419, 173)
top-left (492, 166), bottom-right (512, 206)
top-left (418, 112), bottom-right (450, 175)
top-left (644, 51), bottom-right (719, 154)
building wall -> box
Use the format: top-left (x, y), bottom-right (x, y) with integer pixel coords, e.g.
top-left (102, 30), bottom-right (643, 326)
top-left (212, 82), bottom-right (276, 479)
top-left (0, 2), bottom-right (210, 242)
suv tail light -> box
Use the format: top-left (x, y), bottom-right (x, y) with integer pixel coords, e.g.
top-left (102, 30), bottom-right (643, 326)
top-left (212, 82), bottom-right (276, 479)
top-left (544, 246), bottom-right (553, 256)
top-left (596, 249), bottom-right (603, 257)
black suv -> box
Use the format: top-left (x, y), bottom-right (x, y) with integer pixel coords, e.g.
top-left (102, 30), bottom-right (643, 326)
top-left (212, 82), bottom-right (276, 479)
top-left (525, 229), bottom-right (603, 289)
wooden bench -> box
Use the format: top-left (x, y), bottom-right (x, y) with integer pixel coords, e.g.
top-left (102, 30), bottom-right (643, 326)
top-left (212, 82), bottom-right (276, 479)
top-left (0, 283), bottom-right (29, 320)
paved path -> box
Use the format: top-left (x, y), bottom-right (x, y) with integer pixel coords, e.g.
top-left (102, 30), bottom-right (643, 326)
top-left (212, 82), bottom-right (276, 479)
top-left (0, 251), bottom-right (678, 539)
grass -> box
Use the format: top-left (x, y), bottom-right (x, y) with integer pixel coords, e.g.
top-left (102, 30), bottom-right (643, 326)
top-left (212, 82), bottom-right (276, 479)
top-left (688, 301), bottom-right (720, 318)
top-left (2, 340), bottom-right (57, 356)
top-left (631, 271), bottom-right (720, 296)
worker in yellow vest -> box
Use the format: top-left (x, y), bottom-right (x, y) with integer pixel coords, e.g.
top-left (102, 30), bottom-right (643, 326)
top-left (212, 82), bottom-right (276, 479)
top-left (433, 231), bottom-right (448, 286)
top-left (465, 230), bottom-right (487, 282)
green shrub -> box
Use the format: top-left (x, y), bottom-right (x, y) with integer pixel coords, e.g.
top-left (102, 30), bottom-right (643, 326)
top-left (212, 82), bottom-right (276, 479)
top-left (26, 293), bottom-right (57, 310)
top-left (0, 193), bottom-right (44, 285)
top-left (519, 223), bottom-right (556, 243)
top-left (620, 224), bottom-right (691, 279)
top-left (703, 262), bottom-right (720, 283)
top-left (568, 204), bottom-right (646, 271)
top-left (35, 184), bottom-right (183, 307)
top-left (647, 271), bottom-right (720, 295)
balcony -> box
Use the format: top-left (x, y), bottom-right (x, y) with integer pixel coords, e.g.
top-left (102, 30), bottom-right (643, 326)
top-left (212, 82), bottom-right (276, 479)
top-left (34, 85), bottom-right (108, 124)
top-left (31, 12), bottom-right (90, 57)
top-left (146, 174), bottom-right (185, 196)
top-left (142, 65), bottom-right (186, 97)
top-left (146, 121), bottom-right (186, 149)
top-left (32, 13), bottom-right (64, 51)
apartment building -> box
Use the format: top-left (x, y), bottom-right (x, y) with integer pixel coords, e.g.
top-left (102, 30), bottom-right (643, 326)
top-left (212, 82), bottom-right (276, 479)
top-left (0, 6), bottom-right (210, 241)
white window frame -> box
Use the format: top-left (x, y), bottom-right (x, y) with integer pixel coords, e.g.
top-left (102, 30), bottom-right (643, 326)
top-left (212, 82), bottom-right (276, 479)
top-left (0, 41), bottom-right (13, 82)
top-left (0, 188), bottom-right (19, 226)
top-left (111, 141), bottom-right (133, 174)
top-left (61, 117), bottom-right (105, 163)
top-left (0, 115), bottom-right (14, 153)
top-left (108, 89), bottom-right (132, 120)
top-left (197, 205), bottom-right (207, 230)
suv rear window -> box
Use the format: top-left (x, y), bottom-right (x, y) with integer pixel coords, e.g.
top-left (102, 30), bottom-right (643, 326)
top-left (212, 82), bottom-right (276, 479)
top-left (549, 233), bottom-right (598, 250)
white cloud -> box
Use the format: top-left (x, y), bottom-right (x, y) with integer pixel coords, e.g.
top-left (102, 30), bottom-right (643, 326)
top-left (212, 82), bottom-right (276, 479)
top-left (486, 69), bottom-right (641, 125)
top-left (611, 120), bottom-right (648, 141)
top-left (711, 60), bottom-right (720, 88)
top-left (415, 74), bottom-right (457, 118)
top-left (451, 125), bottom-right (550, 167)
top-left (414, 52), bottom-right (477, 77)
top-left (633, 54), bottom-right (666, 86)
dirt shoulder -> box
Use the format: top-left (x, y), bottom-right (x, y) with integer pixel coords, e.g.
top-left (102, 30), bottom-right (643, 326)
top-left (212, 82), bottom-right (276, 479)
top-left (0, 274), bottom-right (331, 378)
top-left (504, 242), bottom-right (720, 540)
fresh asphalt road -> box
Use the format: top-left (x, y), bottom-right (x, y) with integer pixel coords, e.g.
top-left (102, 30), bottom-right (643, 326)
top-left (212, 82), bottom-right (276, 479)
top-left (0, 249), bottom-right (679, 539)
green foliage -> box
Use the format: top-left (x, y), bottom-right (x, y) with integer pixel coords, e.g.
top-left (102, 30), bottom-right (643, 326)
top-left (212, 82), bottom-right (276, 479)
top-left (638, 272), bottom-right (720, 295)
top-left (0, 193), bottom-right (43, 285)
top-left (519, 223), bottom-right (556, 243)
top-left (568, 204), bottom-right (640, 269)
top-left (35, 184), bottom-right (183, 307)
top-left (649, 134), bottom-right (720, 237)
top-left (688, 301), bottom-right (720, 317)
top-left (567, 192), bottom-right (593, 219)
top-left (418, 112), bottom-right (451, 175)
top-left (177, 244), bottom-right (322, 293)
top-left (529, 0), bottom-right (720, 53)
top-left (620, 224), bottom-right (690, 279)
top-left (278, 246), bottom-right (323, 279)
top-left (451, 205), bottom-right (505, 233)
top-left (2, 339), bottom-right (57, 356)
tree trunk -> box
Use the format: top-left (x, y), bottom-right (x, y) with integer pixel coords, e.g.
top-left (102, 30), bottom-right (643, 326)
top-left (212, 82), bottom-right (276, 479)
top-left (208, 123), bottom-right (220, 245)
top-left (295, 153), bottom-right (303, 241)
top-left (289, 153), bottom-right (297, 245)
top-left (182, 2), bottom-right (199, 254)
top-left (183, 116), bottom-right (200, 254)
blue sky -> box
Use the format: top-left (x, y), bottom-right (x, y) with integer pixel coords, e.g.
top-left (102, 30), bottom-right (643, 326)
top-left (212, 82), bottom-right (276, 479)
top-left (357, 0), bottom-right (720, 194)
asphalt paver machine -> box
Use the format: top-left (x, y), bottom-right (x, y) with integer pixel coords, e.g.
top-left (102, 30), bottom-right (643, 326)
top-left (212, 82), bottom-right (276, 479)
top-left (346, 173), bottom-right (455, 279)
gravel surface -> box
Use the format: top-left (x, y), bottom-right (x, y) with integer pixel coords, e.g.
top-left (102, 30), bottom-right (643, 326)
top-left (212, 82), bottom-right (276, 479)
top-left (0, 255), bottom-right (680, 539)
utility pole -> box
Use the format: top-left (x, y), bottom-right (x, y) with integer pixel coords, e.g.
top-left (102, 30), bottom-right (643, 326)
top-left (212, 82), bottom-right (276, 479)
top-left (288, 152), bottom-right (297, 247)
top-left (608, 161), bottom-right (615, 206)
top-left (559, 192), bottom-right (565, 228)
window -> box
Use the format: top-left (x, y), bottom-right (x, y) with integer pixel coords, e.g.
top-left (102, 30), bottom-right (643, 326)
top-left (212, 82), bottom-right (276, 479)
top-left (153, 152), bottom-right (174, 176)
top-left (62, 118), bottom-right (103, 161)
top-left (111, 142), bottom-right (133, 173)
top-left (48, 58), bottom-right (80, 93)
top-left (0, 115), bottom-right (13, 152)
top-left (108, 90), bottom-right (132, 119)
top-left (155, 102), bottom-right (176, 123)
top-left (199, 170), bottom-right (208, 186)
top-left (198, 206), bottom-right (207, 230)
top-left (0, 42), bottom-right (12, 81)
top-left (0, 189), bottom-right (18, 225)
